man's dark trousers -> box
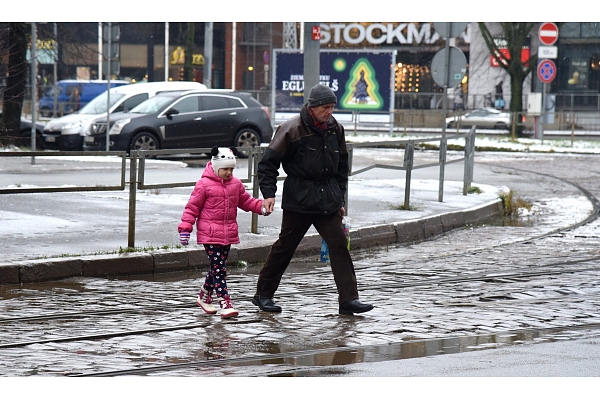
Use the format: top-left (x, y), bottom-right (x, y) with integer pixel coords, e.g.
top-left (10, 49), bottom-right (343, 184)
top-left (256, 210), bottom-right (359, 304)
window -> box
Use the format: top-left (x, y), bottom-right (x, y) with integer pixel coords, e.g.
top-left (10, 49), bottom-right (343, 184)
top-left (200, 95), bottom-right (233, 111)
top-left (171, 96), bottom-right (200, 113)
top-left (117, 93), bottom-right (148, 112)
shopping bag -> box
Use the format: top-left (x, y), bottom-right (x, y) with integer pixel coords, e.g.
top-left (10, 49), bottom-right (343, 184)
top-left (320, 217), bottom-right (351, 263)
top-left (320, 238), bottom-right (330, 262)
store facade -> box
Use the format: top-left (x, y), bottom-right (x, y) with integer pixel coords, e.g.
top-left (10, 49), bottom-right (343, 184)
top-left (9, 22), bottom-right (598, 112)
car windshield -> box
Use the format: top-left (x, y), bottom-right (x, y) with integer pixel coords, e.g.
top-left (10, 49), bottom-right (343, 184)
top-left (78, 92), bottom-right (127, 115)
top-left (130, 96), bottom-right (176, 114)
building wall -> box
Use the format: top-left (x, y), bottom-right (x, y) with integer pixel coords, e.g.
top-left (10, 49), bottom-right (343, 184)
top-left (14, 22), bottom-right (598, 110)
top-left (467, 22), bottom-right (533, 109)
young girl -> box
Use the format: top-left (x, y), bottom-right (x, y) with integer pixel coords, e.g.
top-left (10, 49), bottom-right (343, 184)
top-left (178, 146), bottom-right (268, 318)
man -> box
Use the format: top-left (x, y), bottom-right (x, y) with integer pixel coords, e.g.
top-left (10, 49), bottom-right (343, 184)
top-left (453, 85), bottom-right (464, 111)
top-left (252, 84), bottom-right (374, 316)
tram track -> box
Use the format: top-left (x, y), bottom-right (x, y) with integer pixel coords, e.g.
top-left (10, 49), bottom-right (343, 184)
top-left (1, 255), bottom-right (599, 326)
top-left (2, 162), bottom-right (600, 376)
top-left (1, 166), bottom-right (599, 326)
top-left (67, 322), bottom-right (600, 377)
top-left (1, 257), bottom-right (598, 349)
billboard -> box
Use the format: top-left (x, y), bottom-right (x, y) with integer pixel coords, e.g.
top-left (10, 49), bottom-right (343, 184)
top-left (273, 49), bottom-right (396, 114)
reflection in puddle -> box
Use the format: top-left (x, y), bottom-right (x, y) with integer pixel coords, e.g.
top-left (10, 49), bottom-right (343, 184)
top-left (259, 326), bottom-right (599, 376)
top-left (481, 214), bottom-right (535, 227)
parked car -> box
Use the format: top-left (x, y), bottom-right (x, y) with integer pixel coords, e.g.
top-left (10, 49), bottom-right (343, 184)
top-left (446, 108), bottom-right (510, 130)
top-left (39, 79), bottom-right (129, 117)
top-left (43, 81), bottom-right (207, 151)
top-left (82, 89), bottom-right (273, 156)
top-left (0, 112), bottom-right (45, 149)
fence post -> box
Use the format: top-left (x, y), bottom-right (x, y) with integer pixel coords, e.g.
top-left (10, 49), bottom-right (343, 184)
top-left (403, 141), bottom-right (414, 210)
top-left (127, 151), bottom-right (138, 248)
top-left (463, 127), bottom-right (475, 195)
top-left (251, 147), bottom-right (263, 234)
top-left (438, 137), bottom-right (447, 202)
top-left (571, 111), bottom-right (576, 146)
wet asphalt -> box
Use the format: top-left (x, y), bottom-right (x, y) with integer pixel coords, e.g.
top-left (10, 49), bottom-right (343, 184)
top-left (1, 150), bottom-right (600, 380)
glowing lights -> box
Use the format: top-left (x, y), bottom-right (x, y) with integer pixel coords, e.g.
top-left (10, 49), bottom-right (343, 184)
top-left (395, 63), bottom-right (429, 93)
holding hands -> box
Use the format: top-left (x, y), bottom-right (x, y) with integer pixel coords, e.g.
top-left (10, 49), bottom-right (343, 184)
top-left (261, 198), bottom-right (275, 216)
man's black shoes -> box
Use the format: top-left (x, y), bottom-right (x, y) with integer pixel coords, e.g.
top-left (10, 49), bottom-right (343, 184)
top-left (252, 294), bottom-right (282, 312)
top-left (339, 299), bottom-right (374, 315)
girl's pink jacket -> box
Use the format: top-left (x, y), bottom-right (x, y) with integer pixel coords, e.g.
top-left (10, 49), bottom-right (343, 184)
top-left (178, 161), bottom-right (263, 245)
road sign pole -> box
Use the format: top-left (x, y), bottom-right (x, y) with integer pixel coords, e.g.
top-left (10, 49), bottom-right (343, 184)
top-left (541, 83), bottom-right (547, 144)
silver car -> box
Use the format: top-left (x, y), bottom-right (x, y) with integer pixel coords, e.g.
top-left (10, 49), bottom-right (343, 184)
top-left (446, 108), bottom-right (510, 130)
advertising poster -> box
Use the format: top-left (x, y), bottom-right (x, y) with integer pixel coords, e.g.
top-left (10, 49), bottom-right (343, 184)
top-left (273, 50), bottom-right (395, 113)
top-left (567, 59), bottom-right (589, 90)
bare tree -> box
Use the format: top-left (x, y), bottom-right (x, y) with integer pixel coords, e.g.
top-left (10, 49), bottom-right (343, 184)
top-left (478, 22), bottom-right (537, 137)
top-left (0, 23), bottom-right (29, 146)
top-left (184, 22), bottom-right (195, 82)
top-left (1, 23), bottom-right (102, 147)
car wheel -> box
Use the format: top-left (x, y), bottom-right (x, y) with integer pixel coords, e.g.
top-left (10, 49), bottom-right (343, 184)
top-left (233, 128), bottom-right (260, 158)
top-left (447, 122), bottom-right (455, 129)
top-left (494, 123), bottom-right (508, 130)
top-left (130, 132), bottom-right (159, 151)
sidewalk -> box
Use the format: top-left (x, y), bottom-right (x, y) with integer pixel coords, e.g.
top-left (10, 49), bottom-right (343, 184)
top-left (0, 163), bottom-right (504, 285)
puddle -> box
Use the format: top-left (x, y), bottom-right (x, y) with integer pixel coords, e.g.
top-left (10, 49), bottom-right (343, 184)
top-left (478, 214), bottom-right (536, 227)
top-left (259, 324), bottom-right (600, 376)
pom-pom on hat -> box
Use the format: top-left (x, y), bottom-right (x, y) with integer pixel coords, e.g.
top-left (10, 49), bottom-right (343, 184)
top-left (211, 146), bottom-right (237, 174)
top-left (307, 84), bottom-right (337, 107)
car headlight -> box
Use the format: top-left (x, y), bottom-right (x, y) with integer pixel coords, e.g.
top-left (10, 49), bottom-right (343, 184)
top-left (109, 119), bottom-right (131, 135)
top-left (63, 120), bottom-right (83, 130)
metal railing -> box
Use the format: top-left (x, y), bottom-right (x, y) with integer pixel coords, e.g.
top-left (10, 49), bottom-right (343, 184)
top-left (0, 151), bottom-right (128, 194)
top-left (346, 127), bottom-right (476, 210)
top-left (0, 129), bottom-right (476, 251)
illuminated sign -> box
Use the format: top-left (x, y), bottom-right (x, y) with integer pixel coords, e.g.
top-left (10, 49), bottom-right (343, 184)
top-left (170, 46), bottom-right (205, 65)
top-left (319, 23), bottom-right (471, 46)
top-left (275, 50), bottom-right (394, 111)
top-left (490, 36), bottom-right (531, 67)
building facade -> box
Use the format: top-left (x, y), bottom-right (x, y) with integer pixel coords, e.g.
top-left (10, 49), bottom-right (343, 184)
top-left (6, 22), bottom-right (598, 112)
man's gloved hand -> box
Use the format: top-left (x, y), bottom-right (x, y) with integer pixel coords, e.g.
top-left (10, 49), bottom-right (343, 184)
top-left (179, 232), bottom-right (190, 246)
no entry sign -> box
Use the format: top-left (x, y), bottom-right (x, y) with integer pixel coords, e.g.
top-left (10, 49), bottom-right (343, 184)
top-left (539, 22), bottom-right (559, 46)
top-left (538, 59), bottom-right (557, 83)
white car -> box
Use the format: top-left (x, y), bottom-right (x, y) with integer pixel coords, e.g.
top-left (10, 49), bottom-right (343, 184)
top-left (42, 81), bottom-right (207, 151)
top-left (446, 108), bottom-right (511, 130)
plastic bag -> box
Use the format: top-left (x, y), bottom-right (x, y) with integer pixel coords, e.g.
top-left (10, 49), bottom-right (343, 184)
top-left (320, 238), bottom-right (330, 263)
top-left (320, 217), bottom-right (351, 263)
top-left (343, 217), bottom-right (351, 250)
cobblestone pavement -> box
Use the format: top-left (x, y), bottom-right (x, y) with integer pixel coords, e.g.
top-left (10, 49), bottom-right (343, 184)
top-left (1, 152), bottom-right (600, 376)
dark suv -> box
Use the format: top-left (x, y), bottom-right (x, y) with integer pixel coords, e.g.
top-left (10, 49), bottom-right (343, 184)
top-left (82, 89), bottom-right (273, 154)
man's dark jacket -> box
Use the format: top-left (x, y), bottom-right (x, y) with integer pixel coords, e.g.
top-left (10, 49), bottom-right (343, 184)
top-left (258, 105), bottom-right (349, 215)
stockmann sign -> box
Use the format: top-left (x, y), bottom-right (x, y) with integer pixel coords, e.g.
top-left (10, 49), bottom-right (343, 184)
top-left (319, 23), bottom-right (471, 46)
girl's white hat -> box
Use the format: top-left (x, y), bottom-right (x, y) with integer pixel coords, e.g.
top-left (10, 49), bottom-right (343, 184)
top-left (211, 146), bottom-right (237, 174)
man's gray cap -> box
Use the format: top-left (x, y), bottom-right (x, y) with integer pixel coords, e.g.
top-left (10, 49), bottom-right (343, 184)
top-left (307, 84), bottom-right (337, 107)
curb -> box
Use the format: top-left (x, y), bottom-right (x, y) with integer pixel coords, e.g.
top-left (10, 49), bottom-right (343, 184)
top-left (0, 199), bottom-right (503, 286)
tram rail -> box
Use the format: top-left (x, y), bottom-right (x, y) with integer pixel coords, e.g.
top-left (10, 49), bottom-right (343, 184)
top-left (2, 163), bottom-right (600, 376)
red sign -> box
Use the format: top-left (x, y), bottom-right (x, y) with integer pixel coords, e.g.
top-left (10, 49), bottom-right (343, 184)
top-left (490, 48), bottom-right (531, 67)
top-left (311, 26), bottom-right (321, 41)
top-left (538, 59), bottom-right (557, 83)
top-left (490, 35), bottom-right (530, 67)
top-left (539, 22), bottom-right (559, 46)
